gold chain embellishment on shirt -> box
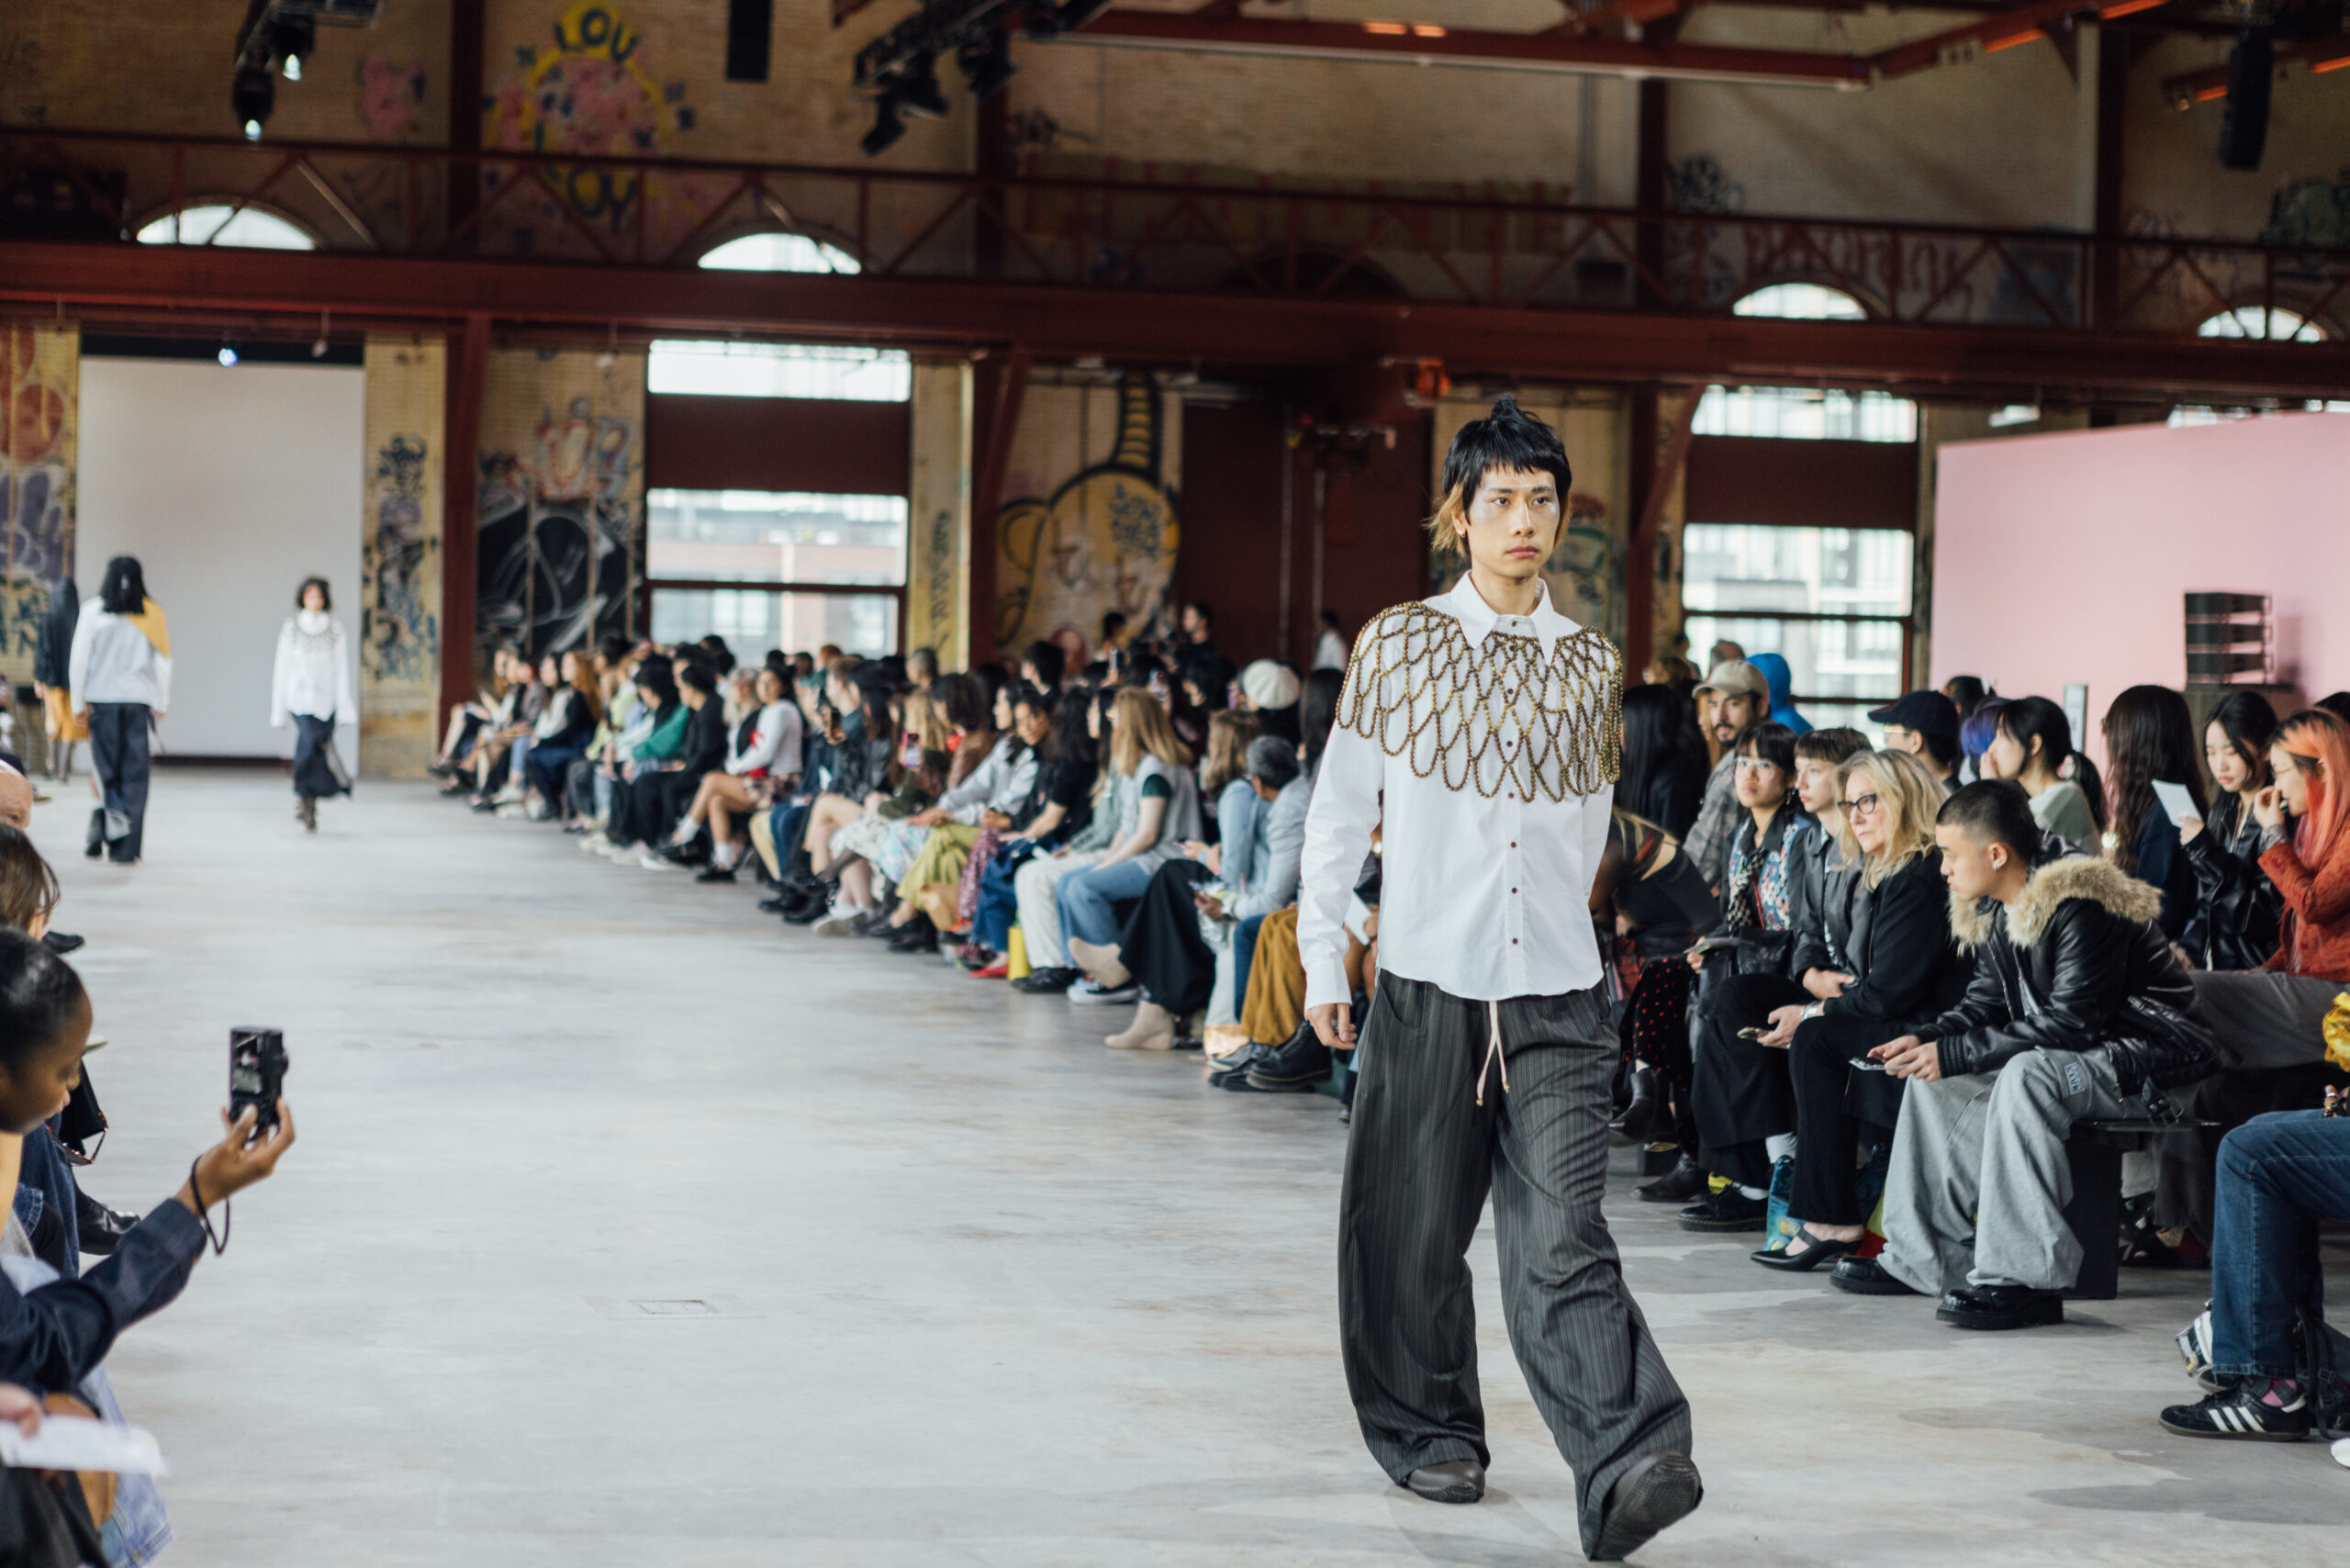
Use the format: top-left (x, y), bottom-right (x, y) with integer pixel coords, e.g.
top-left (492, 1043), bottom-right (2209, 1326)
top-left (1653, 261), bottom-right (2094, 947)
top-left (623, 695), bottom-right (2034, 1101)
top-left (1335, 601), bottom-right (1623, 801)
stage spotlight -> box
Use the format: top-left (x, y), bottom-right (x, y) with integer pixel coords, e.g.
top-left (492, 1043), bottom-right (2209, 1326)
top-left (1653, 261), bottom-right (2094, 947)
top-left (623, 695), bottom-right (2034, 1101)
top-left (273, 14), bottom-right (315, 79)
top-left (862, 93), bottom-right (908, 155)
top-left (957, 28), bottom-right (1016, 99)
top-left (898, 52), bottom-right (950, 119)
top-left (233, 61), bottom-right (274, 138)
top-left (218, 345), bottom-right (241, 367)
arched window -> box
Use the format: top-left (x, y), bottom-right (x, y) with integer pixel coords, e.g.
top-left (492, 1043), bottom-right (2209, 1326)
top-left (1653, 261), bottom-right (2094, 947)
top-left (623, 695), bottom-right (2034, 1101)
top-left (698, 231), bottom-right (859, 274)
top-left (1734, 282), bottom-right (1868, 321)
top-left (2196, 306), bottom-right (2326, 343)
top-left (135, 204), bottom-right (316, 250)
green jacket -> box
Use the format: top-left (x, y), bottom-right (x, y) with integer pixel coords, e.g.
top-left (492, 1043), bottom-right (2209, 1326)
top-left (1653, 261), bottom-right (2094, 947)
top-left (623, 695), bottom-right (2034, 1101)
top-left (635, 701), bottom-right (689, 762)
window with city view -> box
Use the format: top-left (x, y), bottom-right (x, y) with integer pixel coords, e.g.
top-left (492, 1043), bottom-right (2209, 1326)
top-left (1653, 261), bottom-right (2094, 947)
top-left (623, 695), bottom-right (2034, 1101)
top-left (1681, 523), bottom-right (1914, 737)
top-left (646, 489), bottom-right (907, 659)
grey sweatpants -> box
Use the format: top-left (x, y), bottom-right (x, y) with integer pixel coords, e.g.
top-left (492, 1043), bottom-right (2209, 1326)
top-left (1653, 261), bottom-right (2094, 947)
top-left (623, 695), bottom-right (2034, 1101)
top-left (1340, 972), bottom-right (1691, 1557)
top-left (1879, 1047), bottom-right (2138, 1296)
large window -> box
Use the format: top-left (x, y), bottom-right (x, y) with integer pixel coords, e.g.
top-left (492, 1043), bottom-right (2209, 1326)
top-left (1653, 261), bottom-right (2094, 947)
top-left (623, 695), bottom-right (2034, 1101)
top-left (646, 489), bottom-right (905, 659)
top-left (135, 203), bottom-right (315, 249)
top-left (647, 231), bottom-right (909, 654)
top-left (1695, 283), bottom-right (1917, 442)
top-left (1682, 523), bottom-right (1913, 737)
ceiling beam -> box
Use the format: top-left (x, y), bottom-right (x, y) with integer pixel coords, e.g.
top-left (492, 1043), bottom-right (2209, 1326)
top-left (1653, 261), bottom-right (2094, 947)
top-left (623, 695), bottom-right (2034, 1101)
top-left (1555, 0), bottom-right (1694, 39)
top-left (1869, 0), bottom-right (2104, 79)
top-left (2163, 35), bottom-right (2350, 106)
top-left (6, 239), bottom-right (2347, 403)
top-left (1052, 11), bottom-right (1871, 87)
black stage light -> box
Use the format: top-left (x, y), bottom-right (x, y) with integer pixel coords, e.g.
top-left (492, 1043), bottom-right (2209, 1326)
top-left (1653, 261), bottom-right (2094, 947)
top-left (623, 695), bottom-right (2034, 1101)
top-left (271, 14), bottom-right (316, 78)
top-left (957, 28), bottom-right (1016, 98)
top-left (898, 51), bottom-right (951, 119)
top-left (862, 92), bottom-right (909, 155)
top-left (2218, 29), bottom-right (2273, 170)
top-left (233, 60), bottom-right (275, 139)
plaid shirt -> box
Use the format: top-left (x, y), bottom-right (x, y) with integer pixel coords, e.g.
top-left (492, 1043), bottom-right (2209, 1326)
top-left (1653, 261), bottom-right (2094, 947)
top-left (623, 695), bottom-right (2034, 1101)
top-left (1683, 751), bottom-right (1740, 890)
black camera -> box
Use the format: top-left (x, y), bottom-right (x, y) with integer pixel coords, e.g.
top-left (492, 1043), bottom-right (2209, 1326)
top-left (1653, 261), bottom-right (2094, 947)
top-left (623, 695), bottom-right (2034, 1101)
top-left (229, 1028), bottom-right (288, 1134)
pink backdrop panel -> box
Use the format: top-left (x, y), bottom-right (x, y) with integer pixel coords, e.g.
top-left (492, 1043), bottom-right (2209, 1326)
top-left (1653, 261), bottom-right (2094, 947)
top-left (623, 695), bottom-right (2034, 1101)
top-left (1931, 411), bottom-right (2350, 760)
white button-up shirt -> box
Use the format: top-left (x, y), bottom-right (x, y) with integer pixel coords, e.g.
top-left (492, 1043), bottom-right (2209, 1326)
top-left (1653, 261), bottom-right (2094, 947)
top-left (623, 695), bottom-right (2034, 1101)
top-left (1299, 575), bottom-right (1620, 1010)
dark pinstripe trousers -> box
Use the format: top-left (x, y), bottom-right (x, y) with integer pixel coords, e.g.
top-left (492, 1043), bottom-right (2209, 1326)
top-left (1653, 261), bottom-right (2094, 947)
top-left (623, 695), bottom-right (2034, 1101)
top-left (1340, 971), bottom-right (1693, 1553)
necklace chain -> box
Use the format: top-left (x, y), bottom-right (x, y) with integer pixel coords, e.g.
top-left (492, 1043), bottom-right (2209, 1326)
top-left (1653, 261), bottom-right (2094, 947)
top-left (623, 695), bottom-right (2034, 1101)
top-left (1336, 602), bottom-right (1623, 801)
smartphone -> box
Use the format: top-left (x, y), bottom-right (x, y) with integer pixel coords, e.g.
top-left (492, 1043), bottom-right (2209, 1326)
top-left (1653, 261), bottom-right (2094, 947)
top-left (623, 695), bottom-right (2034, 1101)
top-left (229, 1028), bottom-right (288, 1135)
top-left (1849, 1057), bottom-right (1888, 1073)
top-left (1738, 1026), bottom-right (1768, 1040)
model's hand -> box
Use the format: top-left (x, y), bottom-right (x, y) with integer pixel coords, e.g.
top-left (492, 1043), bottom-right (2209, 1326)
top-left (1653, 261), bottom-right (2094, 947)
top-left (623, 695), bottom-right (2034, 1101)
top-left (1308, 1002), bottom-right (1355, 1050)
top-left (177, 1102), bottom-right (297, 1217)
top-left (1873, 1036), bottom-right (1941, 1081)
top-left (2177, 814), bottom-right (2205, 846)
top-left (2253, 786), bottom-right (2287, 830)
top-left (1758, 1004), bottom-right (1804, 1049)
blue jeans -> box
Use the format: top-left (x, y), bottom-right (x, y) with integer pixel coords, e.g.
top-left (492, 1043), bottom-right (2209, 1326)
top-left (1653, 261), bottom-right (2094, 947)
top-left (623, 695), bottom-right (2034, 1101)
top-left (1233, 913), bottom-right (1267, 1015)
top-left (1058, 857), bottom-right (1162, 949)
top-left (526, 743), bottom-right (585, 802)
top-left (2210, 1111), bottom-right (2350, 1379)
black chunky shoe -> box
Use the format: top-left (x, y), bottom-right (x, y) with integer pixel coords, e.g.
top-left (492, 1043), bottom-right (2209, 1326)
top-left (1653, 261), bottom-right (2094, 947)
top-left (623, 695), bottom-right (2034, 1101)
top-left (1936, 1282), bottom-right (2064, 1330)
top-left (1011, 966), bottom-right (1080, 994)
top-left (1636, 1154), bottom-right (1710, 1204)
top-left (1677, 1188), bottom-right (1768, 1233)
top-left (1243, 1026), bottom-right (1333, 1092)
top-left (1829, 1256), bottom-right (1919, 1296)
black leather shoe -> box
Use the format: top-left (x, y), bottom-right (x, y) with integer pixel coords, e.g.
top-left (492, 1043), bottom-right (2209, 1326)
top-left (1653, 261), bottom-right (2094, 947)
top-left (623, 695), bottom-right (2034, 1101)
top-left (74, 1191), bottom-right (140, 1258)
top-left (1937, 1282), bottom-right (2064, 1330)
top-left (1636, 1154), bottom-right (1709, 1204)
top-left (1011, 966), bottom-right (1080, 994)
top-left (1609, 1067), bottom-right (1662, 1141)
top-left (1751, 1226), bottom-right (1862, 1271)
top-left (40, 932), bottom-right (84, 956)
top-left (1403, 1459), bottom-right (1485, 1504)
top-left (889, 915), bottom-right (939, 954)
top-left (1207, 1042), bottom-right (1270, 1086)
top-left (694, 864), bottom-right (736, 884)
top-left (1829, 1256), bottom-right (1919, 1296)
top-left (1677, 1188), bottom-right (1767, 1233)
top-left (1245, 1027), bottom-right (1333, 1092)
top-left (1593, 1451), bottom-right (1703, 1561)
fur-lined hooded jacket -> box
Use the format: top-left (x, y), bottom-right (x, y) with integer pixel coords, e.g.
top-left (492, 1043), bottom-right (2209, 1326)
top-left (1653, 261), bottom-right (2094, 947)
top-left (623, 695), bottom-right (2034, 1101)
top-left (1919, 854), bottom-right (2217, 1097)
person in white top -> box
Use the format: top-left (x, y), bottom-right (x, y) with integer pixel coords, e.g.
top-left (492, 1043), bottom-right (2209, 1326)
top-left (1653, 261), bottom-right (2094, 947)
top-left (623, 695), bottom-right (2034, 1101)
top-left (1312, 609), bottom-right (1350, 672)
top-left (1296, 396), bottom-right (1698, 1561)
top-left (271, 577), bottom-right (358, 833)
top-left (67, 556), bottom-right (172, 866)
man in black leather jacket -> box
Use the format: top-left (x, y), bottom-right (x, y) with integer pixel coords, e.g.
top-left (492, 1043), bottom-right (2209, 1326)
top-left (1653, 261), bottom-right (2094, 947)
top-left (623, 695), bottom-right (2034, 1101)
top-left (1861, 781), bottom-right (2216, 1328)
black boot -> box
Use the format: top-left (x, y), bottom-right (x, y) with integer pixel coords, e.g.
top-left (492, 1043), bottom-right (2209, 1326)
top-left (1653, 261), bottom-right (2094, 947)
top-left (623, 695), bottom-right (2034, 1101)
top-left (888, 913), bottom-right (939, 954)
top-left (1242, 1025), bottom-right (1334, 1092)
top-left (1636, 1154), bottom-right (1711, 1204)
top-left (1610, 1066), bottom-right (1663, 1141)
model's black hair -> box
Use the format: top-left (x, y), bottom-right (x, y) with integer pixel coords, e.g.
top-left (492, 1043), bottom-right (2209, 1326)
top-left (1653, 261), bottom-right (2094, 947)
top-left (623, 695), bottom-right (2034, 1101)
top-left (295, 576), bottom-right (332, 611)
top-left (1184, 655), bottom-right (1237, 705)
top-left (2313, 691), bottom-right (2350, 728)
top-left (99, 556), bottom-right (148, 616)
top-left (1938, 778), bottom-right (2042, 860)
top-left (1184, 600), bottom-right (1214, 627)
top-left (678, 662), bottom-right (718, 697)
top-left (1735, 721), bottom-right (1798, 775)
top-left (597, 634), bottom-right (632, 666)
top-left (0, 929), bottom-right (84, 1074)
top-left (635, 661), bottom-right (680, 706)
top-left (1431, 395), bottom-right (1572, 559)
top-left (1942, 675), bottom-right (1988, 722)
top-left (935, 671), bottom-right (989, 733)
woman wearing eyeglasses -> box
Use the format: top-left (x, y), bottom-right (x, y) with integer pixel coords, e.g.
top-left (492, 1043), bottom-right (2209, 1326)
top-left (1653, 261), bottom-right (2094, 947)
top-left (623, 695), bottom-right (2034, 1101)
top-left (1742, 747), bottom-right (1967, 1273)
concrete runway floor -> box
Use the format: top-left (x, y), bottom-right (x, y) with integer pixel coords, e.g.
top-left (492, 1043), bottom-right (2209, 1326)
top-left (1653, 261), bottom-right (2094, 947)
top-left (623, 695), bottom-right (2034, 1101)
top-left (24, 768), bottom-right (2346, 1565)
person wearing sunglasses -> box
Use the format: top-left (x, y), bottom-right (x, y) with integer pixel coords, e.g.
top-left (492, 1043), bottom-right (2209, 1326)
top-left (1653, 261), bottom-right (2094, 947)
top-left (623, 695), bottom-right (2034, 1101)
top-left (1740, 747), bottom-right (1969, 1277)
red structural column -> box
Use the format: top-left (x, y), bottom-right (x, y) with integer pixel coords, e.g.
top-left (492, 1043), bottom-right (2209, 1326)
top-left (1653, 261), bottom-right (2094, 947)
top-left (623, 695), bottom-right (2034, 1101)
top-left (966, 344), bottom-right (1029, 666)
top-left (440, 312), bottom-right (490, 725)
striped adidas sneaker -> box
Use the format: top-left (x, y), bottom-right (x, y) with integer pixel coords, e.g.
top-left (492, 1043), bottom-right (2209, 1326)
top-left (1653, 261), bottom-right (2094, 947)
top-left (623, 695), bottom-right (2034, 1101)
top-left (2160, 1379), bottom-right (2314, 1440)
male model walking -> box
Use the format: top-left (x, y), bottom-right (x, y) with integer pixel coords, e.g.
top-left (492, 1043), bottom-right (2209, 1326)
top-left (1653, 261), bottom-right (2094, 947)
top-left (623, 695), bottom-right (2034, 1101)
top-left (1299, 396), bottom-right (1699, 1562)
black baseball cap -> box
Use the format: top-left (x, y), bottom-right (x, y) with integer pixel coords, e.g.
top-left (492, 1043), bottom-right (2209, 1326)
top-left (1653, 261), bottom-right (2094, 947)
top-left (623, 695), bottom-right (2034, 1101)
top-left (1867, 690), bottom-right (1960, 745)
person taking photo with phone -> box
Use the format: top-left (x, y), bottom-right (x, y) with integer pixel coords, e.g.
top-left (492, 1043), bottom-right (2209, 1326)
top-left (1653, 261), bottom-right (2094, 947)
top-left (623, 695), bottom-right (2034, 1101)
top-left (0, 931), bottom-right (296, 1394)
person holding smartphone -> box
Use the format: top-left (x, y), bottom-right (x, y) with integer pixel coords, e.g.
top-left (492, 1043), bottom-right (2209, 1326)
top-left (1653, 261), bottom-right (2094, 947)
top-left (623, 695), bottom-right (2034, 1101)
top-left (0, 931), bottom-right (295, 1394)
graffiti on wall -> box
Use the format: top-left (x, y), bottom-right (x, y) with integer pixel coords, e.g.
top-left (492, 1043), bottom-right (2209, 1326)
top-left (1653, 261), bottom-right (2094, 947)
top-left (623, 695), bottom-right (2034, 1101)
top-left (476, 351), bottom-right (644, 659)
top-left (0, 323), bottom-right (75, 684)
top-left (365, 434), bottom-right (439, 688)
top-left (481, 3), bottom-right (718, 258)
top-left (2260, 170), bottom-right (2350, 249)
top-left (357, 50), bottom-right (428, 140)
top-left (995, 376), bottom-right (1181, 663)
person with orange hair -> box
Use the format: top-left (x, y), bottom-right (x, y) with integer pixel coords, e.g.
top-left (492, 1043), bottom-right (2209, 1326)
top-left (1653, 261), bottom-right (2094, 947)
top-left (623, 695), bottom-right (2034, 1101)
top-left (2159, 709), bottom-right (2350, 1246)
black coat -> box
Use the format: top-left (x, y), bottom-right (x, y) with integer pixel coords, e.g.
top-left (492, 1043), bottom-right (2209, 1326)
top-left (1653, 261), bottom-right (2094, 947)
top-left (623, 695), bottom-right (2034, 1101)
top-left (675, 700), bottom-right (728, 778)
top-left (1816, 846), bottom-right (1970, 1034)
top-left (1922, 854), bottom-right (2217, 1098)
top-left (2179, 793), bottom-right (2286, 971)
top-left (32, 578), bottom-right (75, 689)
top-left (1785, 822), bottom-right (1856, 980)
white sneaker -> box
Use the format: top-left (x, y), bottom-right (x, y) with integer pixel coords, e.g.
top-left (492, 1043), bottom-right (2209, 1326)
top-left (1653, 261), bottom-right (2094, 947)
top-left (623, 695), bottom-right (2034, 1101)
top-left (601, 842), bottom-right (640, 862)
top-left (578, 833), bottom-right (610, 853)
top-left (493, 786), bottom-right (525, 805)
top-left (640, 851), bottom-right (689, 871)
top-left (495, 802), bottom-right (530, 820)
top-left (811, 905), bottom-right (870, 936)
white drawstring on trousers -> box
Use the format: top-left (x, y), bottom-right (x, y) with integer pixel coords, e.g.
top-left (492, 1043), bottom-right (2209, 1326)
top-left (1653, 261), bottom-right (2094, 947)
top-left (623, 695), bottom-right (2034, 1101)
top-left (1475, 998), bottom-right (1512, 1107)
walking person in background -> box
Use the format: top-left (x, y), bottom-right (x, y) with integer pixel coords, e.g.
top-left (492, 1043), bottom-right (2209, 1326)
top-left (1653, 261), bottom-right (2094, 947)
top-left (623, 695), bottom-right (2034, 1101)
top-left (271, 577), bottom-right (357, 834)
top-left (66, 557), bottom-right (170, 867)
top-left (29, 576), bottom-right (83, 781)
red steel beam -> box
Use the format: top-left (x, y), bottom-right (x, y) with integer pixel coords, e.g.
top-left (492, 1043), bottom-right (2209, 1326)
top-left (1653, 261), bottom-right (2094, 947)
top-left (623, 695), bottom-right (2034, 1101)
top-left (6, 239), bottom-right (2350, 402)
top-left (2163, 36), bottom-right (2350, 105)
top-left (1058, 11), bottom-right (1873, 87)
top-left (1868, 0), bottom-right (2093, 78)
top-left (1558, 0), bottom-right (1696, 39)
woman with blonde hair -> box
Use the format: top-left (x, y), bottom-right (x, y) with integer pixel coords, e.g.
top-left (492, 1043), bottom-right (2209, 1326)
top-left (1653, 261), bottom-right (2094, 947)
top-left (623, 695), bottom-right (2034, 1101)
top-left (1742, 747), bottom-right (1968, 1271)
top-left (1057, 687), bottom-right (1205, 1002)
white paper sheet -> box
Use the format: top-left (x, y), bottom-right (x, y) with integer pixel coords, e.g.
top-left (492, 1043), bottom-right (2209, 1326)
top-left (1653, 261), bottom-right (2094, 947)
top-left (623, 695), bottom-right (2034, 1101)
top-left (2151, 779), bottom-right (2199, 826)
top-left (0, 1415), bottom-right (167, 1475)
